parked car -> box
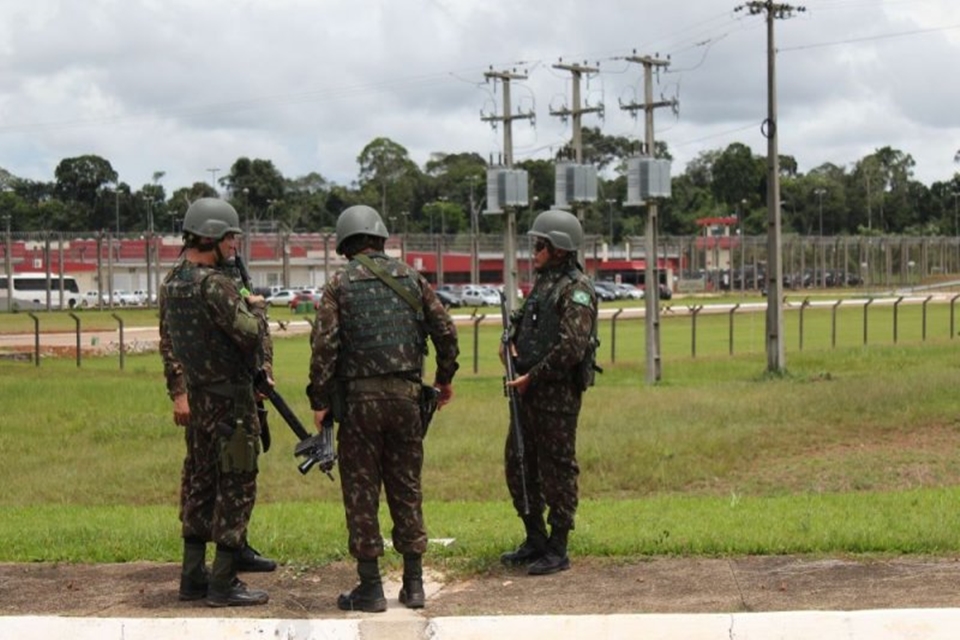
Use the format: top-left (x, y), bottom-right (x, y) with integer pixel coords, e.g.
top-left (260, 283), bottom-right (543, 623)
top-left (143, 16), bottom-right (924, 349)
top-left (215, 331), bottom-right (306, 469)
top-left (82, 290), bottom-right (106, 307)
top-left (111, 290), bottom-right (142, 306)
top-left (592, 281), bottom-right (618, 302)
top-left (132, 290), bottom-right (157, 305)
top-left (460, 285), bottom-right (500, 306)
top-left (288, 292), bottom-right (321, 311)
top-left (435, 289), bottom-right (461, 309)
top-left (266, 290), bottom-right (297, 307)
top-left (436, 284), bottom-right (463, 306)
top-left (615, 283), bottom-right (644, 299)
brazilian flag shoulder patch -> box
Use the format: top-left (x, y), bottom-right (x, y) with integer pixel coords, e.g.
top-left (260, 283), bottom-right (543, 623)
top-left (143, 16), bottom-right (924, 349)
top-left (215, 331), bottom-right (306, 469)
top-left (572, 289), bottom-right (592, 307)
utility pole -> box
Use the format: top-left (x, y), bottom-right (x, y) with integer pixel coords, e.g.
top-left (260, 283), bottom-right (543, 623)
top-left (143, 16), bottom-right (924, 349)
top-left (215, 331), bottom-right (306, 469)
top-left (621, 54), bottom-right (674, 384)
top-left (207, 167), bottom-right (220, 194)
top-left (736, 0), bottom-right (804, 374)
top-left (482, 68), bottom-right (534, 311)
top-left (550, 61), bottom-right (602, 259)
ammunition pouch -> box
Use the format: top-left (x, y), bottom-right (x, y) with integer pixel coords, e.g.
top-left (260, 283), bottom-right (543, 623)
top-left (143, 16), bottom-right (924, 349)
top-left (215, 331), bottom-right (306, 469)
top-left (217, 421), bottom-right (259, 473)
top-left (200, 379), bottom-right (259, 473)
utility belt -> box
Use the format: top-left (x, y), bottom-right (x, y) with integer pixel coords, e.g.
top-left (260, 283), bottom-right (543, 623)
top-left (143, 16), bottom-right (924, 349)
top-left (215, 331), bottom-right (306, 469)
top-left (340, 373), bottom-right (440, 437)
top-left (343, 374), bottom-right (420, 398)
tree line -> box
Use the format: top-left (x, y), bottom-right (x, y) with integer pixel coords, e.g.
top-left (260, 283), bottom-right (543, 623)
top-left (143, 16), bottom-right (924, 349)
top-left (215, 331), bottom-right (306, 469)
top-left (1, 129), bottom-right (958, 242)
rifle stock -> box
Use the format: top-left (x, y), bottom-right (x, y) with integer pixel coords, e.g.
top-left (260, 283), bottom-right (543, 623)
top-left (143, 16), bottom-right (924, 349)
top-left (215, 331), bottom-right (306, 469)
top-left (254, 370), bottom-right (336, 480)
top-left (500, 292), bottom-right (529, 515)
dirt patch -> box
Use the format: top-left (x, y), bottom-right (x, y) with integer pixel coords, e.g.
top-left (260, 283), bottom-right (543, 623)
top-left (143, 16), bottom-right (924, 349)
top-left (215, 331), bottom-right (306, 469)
top-left (3, 555), bottom-right (960, 619)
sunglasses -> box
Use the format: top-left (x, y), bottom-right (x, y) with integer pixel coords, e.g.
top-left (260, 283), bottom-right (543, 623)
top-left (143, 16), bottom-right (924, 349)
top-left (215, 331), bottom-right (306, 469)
top-left (534, 239), bottom-right (550, 252)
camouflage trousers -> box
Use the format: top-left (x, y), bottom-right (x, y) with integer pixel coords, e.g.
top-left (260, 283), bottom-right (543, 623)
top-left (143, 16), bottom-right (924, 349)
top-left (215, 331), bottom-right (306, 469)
top-left (505, 402), bottom-right (580, 531)
top-left (180, 387), bottom-right (259, 550)
top-left (338, 377), bottom-right (426, 560)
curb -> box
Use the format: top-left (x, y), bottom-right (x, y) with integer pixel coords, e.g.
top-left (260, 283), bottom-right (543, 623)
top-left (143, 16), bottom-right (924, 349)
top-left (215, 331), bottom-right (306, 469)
top-left (3, 609), bottom-right (960, 640)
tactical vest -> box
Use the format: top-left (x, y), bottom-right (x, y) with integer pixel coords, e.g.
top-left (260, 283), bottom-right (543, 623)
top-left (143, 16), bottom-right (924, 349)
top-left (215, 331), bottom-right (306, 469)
top-left (162, 262), bottom-right (254, 387)
top-left (336, 255), bottom-right (426, 380)
top-left (515, 266), bottom-right (599, 389)
top-left (515, 269), bottom-right (567, 374)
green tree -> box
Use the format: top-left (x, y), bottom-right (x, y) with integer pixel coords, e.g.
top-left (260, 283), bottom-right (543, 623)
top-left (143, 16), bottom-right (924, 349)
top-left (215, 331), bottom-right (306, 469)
top-left (284, 172), bottom-right (335, 232)
top-left (53, 155), bottom-right (118, 229)
top-left (710, 143), bottom-right (764, 209)
top-left (356, 137), bottom-right (420, 220)
top-left (223, 158), bottom-right (286, 228)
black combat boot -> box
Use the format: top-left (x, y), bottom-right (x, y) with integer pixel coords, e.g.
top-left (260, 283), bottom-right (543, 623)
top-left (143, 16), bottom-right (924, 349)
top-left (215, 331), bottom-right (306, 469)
top-left (337, 559), bottom-right (387, 613)
top-left (206, 545), bottom-right (270, 607)
top-left (178, 538), bottom-right (209, 602)
top-left (528, 526), bottom-right (571, 576)
top-left (237, 542), bottom-right (278, 573)
top-left (399, 553), bottom-right (425, 609)
top-left (500, 514), bottom-right (549, 566)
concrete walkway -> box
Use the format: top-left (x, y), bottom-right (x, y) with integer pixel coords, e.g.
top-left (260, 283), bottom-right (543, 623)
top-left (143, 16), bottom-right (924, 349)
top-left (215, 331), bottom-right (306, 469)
top-left (4, 608), bottom-right (960, 640)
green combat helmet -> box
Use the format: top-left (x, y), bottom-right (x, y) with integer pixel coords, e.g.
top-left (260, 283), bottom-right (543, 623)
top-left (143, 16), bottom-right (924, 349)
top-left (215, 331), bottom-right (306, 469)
top-left (528, 209), bottom-right (582, 252)
top-left (335, 205), bottom-right (390, 254)
top-left (183, 198), bottom-right (243, 240)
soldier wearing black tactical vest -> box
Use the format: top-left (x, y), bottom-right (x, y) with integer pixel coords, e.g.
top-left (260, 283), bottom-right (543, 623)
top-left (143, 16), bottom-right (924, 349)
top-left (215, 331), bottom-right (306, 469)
top-left (500, 209), bottom-right (599, 576)
top-left (159, 197), bottom-right (270, 607)
top-left (307, 205), bottom-right (460, 612)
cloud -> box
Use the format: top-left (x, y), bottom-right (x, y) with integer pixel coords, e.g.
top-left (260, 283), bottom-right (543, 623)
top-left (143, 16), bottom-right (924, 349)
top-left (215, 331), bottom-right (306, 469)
top-left (1, 0), bottom-right (958, 196)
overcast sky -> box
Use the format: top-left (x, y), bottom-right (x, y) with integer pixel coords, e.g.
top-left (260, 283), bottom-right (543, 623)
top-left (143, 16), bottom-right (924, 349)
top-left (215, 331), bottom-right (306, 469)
top-left (2, 0), bottom-right (958, 196)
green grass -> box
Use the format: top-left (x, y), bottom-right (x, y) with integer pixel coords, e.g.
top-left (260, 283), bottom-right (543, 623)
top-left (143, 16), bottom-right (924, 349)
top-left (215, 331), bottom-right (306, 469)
top-left (3, 300), bottom-right (960, 569)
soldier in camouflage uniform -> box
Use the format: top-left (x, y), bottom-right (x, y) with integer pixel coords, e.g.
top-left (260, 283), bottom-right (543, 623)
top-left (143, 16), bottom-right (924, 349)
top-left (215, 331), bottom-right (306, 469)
top-left (158, 197), bottom-right (270, 607)
top-left (159, 255), bottom-right (278, 587)
top-left (307, 205), bottom-right (460, 612)
top-left (500, 209), bottom-right (598, 576)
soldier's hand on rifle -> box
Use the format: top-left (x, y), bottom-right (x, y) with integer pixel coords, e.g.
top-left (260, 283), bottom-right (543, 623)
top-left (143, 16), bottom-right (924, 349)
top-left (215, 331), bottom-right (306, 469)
top-left (255, 371), bottom-right (275, 401)
top-left (506, 373), bottom-right (531, 396)
top-left (172, 392), bottom-right (190, 427)
top-left (313, 408), bottom-right (330, 432)
top-left (435, 383), bottom-right (453, 409)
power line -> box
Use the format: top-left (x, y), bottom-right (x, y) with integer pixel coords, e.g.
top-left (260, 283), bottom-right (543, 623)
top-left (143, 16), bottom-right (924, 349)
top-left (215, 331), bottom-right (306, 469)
top-left (779, 23), bottom-right (960, 51)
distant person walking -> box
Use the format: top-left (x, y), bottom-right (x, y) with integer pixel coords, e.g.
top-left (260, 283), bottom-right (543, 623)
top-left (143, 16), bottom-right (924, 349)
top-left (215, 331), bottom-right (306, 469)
top-left (499, 209), bottom-right (599, 576)
top-left (159, 197), bottom-right (270, 607)
top-left (307, 205), bottom-right (460, 612)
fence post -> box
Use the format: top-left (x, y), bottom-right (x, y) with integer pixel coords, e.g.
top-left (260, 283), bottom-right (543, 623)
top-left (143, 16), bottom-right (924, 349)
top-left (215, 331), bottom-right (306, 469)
top-left (689, 305), bottom-right (703, 358)
top-left (610, 308), bottom-right (623, 364)
top-left (863, 299), bottom-right (874, 345)
top-left (728, 303), bottom-right (740, 355)
top-left (831, 299), bottom-right (842, 349)
top-left (68, 312), bottom-right (81, 368)
top-left (27, 311), bottom-right (39, 366)
top-left (799, 298), bottom-right (811, 351)
top-left (111, 313), bottom-right (125, 371)
top-left (893, 296), bottom-right (904, 344)
top-left (472, 314), bottom-right (486, 374)
top-left (951, 294), bottom-right (960, 338)
top-left (922, 295), bottom-right (933, 341)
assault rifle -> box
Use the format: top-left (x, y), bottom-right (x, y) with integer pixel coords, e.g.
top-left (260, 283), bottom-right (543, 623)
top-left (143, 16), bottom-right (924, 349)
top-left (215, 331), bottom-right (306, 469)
top-left (499, 292), bottom-right (529, 515)
top-left (233, 253), bottom-right (271, 453)
top-left (254, 370), bottom-right (337, 480)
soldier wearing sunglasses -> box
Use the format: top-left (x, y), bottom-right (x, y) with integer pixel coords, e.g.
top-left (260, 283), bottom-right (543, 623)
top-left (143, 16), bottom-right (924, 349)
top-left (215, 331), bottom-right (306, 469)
top-left (500, 209), bottom-right (599, 576)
